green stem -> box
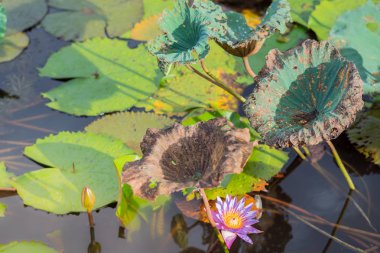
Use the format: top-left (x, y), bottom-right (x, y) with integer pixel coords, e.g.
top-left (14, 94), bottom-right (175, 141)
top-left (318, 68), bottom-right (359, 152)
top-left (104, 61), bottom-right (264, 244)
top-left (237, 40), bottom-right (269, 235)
top-left (242, 56), bottom-right (256, 79)
top-left (302, 146), bottom-right (311, 157)
top-left (195, 61), bottom-right (246, 103)
top-left (326, 140), bottom-right (356, 190)
top-left (293, 147), bottom-right (307, 160)
top-left (198, 188), bottom-right (230, 253)
top-left (87, 211), bottom-right (95, 227)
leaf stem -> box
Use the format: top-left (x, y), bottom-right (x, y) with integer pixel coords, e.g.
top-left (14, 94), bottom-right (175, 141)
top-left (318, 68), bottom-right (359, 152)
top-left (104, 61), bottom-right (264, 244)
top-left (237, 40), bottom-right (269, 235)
top-left (190, 61), bottom-right (246, 103)
top-left (293, 147), bottom-right (307, 160)
top-left (242, 57), bottom-right (256, 79)
top-left (326, 140), bottom-right (356, 190)
top-left (198, 188), bottom-right (230, 253)
top-left (87, 211), bottom-right (95, 227)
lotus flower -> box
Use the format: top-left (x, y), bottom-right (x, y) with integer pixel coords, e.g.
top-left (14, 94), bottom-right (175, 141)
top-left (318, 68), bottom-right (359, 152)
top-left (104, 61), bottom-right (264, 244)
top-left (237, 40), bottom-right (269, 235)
top-left (244, 40), bottom-right (363, 147)
top-left (213, 0), bottom-right (292, 57)
top-left (212, 195), bottom-right (262, 249)
top-left (122, 118), bottom-right (254, 200)
top-left (148, 0), bottom-right (228, 64)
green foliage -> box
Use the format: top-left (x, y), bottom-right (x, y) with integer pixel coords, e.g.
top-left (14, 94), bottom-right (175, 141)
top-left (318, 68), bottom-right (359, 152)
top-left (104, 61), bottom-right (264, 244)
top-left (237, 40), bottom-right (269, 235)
top-left (288, 0), bottom-right (320, 27)
top-left (0, 162), bottom-right (14, 188)
top-left (205, 145), bottom-right (288, 200)
top-left (0, 6), bottom-right (6, 42)
top-left (40, 39), bottom-right (161, 116)
top-left (0, 32), bottom-right (29, 63)
top-left (0, 202), bottom-right (6, 217)
top-left (143, 0), bottom-right (174, 18)
top-left (0, 241), bottom-right (57, 253)
top-left (41, 0), bottom-right (143, 41)
top-left (14, 132), bottom-right (134, 214)
top-left (2, 0), bottom-right (47, 35)
top-left (86, 112), bottom-right (175, 154)
top-left (330, 1), bottom-right (380, 94)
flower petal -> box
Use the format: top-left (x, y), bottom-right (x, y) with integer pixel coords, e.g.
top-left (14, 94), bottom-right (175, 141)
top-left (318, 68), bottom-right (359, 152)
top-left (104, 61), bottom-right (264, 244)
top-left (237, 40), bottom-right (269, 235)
top-left (221, 230), bottom-right (237, 249)
top-left (237, 233), bottom-right (253, 245)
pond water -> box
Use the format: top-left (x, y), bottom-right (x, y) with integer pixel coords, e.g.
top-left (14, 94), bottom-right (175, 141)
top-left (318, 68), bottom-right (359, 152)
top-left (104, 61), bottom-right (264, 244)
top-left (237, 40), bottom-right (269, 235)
top-left (1, 11), bottom-right (380, 253)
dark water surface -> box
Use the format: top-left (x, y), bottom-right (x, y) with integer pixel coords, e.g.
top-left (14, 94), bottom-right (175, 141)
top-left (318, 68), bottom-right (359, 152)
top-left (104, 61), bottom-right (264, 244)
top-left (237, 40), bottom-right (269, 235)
top-left (0, 24), bottom-right (379, 253)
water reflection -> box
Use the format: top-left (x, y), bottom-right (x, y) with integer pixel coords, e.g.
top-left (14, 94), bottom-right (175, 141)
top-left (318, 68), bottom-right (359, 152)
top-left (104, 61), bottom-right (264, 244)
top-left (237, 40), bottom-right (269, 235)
top-left (88, 227), bottom-right (101, 253)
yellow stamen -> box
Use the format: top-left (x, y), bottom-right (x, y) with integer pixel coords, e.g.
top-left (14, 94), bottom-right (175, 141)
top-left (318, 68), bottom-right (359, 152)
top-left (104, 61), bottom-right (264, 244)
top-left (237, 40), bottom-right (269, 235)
top-left (223, 211), bottom-right (244, 229)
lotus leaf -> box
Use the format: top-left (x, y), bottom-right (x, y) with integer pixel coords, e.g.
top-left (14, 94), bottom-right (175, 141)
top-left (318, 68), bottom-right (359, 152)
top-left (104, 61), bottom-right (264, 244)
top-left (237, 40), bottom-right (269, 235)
top-left (2, 0), bottom-right (47, 35)
top-left (122, 118), bottom-right (254, 200)
top-left (148, 0), bottom-right (228, 64)
top-left (0, 162), bottom-right (14, 188)
top-left (142, 0), bottom-right (175, 19)
top-left (348, 110), bottom-right (380, 166)
top-left (308, 0), bottom-right (370, 40)
top-left (213, 0), bottom-right (292, 57)
top-left (14, 132), bottom-right (134, 214)
top-left (85, 112), bottom-right (175, 154)
top-left (40, 39), bottom-right (161, 116)
top-left (288, 0), bottom-right (320, 27)
top-left (0, 32), bottom-right (29, 63)
top-left (41, 0), bottom-right (143, 41)
top-left (205, 145), bottom-right (288, 199)
top-left (0, 241), bottom-right (57, 253)
top-left (0, 6), bottom-right (6, 42)
top-left (330, 1), bottom-right (380, 94)
top-left (244, 40), bottom-right (364, 148)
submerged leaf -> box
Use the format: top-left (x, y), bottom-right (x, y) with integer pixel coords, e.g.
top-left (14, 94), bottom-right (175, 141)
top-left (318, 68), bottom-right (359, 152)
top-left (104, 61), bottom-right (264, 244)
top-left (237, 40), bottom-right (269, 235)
top-left (171, 214), bottom-right (189, 249)
top-left (330, 1), bottom-right (380, 94)
top-left (85, 112), bottom-right (175, 154)
top-left (40, 39), bottom-right (161, 116)
top-left (14, 132), bottom-right (134, 214)
top-left (348, 110), bottom-right (380, 166)
top-left (0, 202), bottom-right (6, 217)
top-left (244, 40), bottom-right (364, 147)
top-left (41, 0), bottom-right (143, 41)
top-left (0, 241), bottom-right (57, 253)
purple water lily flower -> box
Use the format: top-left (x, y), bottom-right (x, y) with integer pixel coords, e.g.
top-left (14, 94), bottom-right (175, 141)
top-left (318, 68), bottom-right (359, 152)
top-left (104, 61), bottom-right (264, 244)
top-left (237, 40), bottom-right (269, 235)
top-left (212, 195), bottom-right (262, 249)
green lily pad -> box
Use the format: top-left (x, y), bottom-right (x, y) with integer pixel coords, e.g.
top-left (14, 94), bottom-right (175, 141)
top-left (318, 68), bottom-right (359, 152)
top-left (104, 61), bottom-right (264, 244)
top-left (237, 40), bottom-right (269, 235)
top-left (0, 32), bottom-right (29, 63)
top-left (330, 1), bottom-right (380, 94)
top-left (205, 145), bottom-right (288, 199)
top-left (41, 0), bottom-right (143, 41)
top-left (14, 132), bottom-right (134, 214)
top-left (244, 39), bottom-right (364, 148)
top-left (85, 112), bottom-right (175, 154)
top-left (0, 6), bottom-right (6, 42)
top-left (2, 0), bottom-right (47, 35)
top-left (348, 110), bottom-right (380, 166)
top-left (0, 241), bottom-right (57, 253)
top-left (40, 39), bottom-right (161, 116)
top-left (307, 0), bottom-right (369, 40)
top-left (0, 202), bottom-right (6, 217)
top-left (148, 0), bottom-right (227, 64)
top-left (288, 0), bottom-right (320, 27)
top-left (236, 25), bottom-right (309, 84)
top-left (143, 0), bottom-right (174, 18)
top-left (0, 162), bottom-right (14, 188)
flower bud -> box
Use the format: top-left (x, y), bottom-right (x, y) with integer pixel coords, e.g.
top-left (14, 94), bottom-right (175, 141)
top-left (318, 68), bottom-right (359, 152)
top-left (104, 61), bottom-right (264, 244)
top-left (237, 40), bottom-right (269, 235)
top-left (82, 186), bottom-right (96, 212)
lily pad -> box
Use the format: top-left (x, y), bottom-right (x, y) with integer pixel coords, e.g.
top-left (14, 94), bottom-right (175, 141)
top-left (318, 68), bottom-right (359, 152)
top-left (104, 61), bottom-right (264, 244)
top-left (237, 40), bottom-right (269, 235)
top-left (85, 112), bottom-right (175, 154)
top-left (0, 32), bottom-right (29, 63)
top-left (2, 0), bottom-right (47, 35)
top-left (308, 0), bottom-right (369, 40)
top-left (0, 6), bottom-right (6, 42)
top-left (205, 145), bottom-right (288, 200)
top-left (0, 241), bottom-right (57, 253)
top-left (41, 0), bottom-right (143, 41)
top-left (40, 39), bottom-right (161, 116)
top-left (288, 0), bottom-right (320, 27)
top-left (348, 111), bottom-right (380, 166)
top-left (142, 0), bottom-right (174, 18)
top-left (0, 162), bottom-right (14, 188)
top-left (330, 1), bottom-right (380, 94)
top-left (244, 40), bottom-right (364, 147)
top-left (14, 132), bottom-right (134, 214)
top-left (124, 15), bottom-right (162, 41)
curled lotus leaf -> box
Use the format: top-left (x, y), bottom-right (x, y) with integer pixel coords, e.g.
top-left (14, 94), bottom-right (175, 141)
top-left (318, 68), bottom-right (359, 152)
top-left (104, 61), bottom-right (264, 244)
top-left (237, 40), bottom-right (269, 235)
top-left (214, 0), bottom-right (292, 57)
top-left (122, 118), bottom-right (254, 200)
top-left (244, 39), bottom-right (364, 148)
top-left (148, 0), bottom-right (228, 64)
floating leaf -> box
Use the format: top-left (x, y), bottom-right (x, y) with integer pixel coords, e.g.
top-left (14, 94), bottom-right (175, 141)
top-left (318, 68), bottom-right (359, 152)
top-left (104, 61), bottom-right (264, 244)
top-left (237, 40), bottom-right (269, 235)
top-left (41, 0), bottom-right (143, 41)
top-left (171, 214), bottom-right (188, 249)
top-left (124, 15), bottom-right (161, 41)
top-left (0, 162), bottom-right (14, 188)
top-left (0, 241), bottom-right (57, 253)
top-left (148, 0), bottom-right (227, 64)
top-left (0, 32), bottom-right (29, 63)
top-left (2, 0), bottom-right (47, 35)
top-left (85, 112), bottom-right (175, 154)
top-left (244, 40), bottom-right (363, 148)
top-left (330, 1), bottom-right (380, 94)
top-left (40, 39), bottom-right (161, 116)
top-left (0, 6), bottom-right (6, 42)
top-left (205, 145), bottom-right (288, 199)
top-left (14, 132), bottom-right (134, 214)
top-left (288, 0), bottom-right (320, 27)
top-left (142, 0), bottom-right (175, 19)
top-left (214, 0), bottom-right (292, 57)
top-left (308, 0), bottom-right (369, 40)
top-left (348, 111), bottom-right (380, 165)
